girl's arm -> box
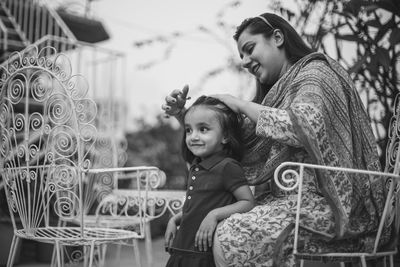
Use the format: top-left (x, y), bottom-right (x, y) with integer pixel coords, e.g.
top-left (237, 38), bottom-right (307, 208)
top-left (209, 185), bottom-right (254, 221)
top-left (164, 211), bottom-right (183, 251)
top-left (162, 85), bottom-right (189, 125)
top-left (195, 185), bottom-right (254, 251)
top-left (169, 210), bottom-right (183, 225)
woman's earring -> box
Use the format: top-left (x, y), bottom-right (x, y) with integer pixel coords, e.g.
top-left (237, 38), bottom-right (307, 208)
top-left (222, 138), bottom-right (229, 144)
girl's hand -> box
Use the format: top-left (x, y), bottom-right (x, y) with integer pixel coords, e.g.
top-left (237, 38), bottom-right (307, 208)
top-left (195, 211), bottom-right (218, 252)
top-left (164, 218), bottom-right (178, 253)
top-left (161, 85), bottom-right (189, 117)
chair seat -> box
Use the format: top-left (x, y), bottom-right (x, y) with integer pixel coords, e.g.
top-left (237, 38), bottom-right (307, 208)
top-left (67, 215), bottom-right (148, 228)
top-left (15, 226), bottom-right (140, 246)
top-left (295, 249), bottom-right (398, 263)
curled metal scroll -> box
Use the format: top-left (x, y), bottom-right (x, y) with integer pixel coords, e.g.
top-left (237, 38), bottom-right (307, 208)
top-left (274, 166), bottom-right (300, 191)
top-left (0, 45), bottom-right (98, 227)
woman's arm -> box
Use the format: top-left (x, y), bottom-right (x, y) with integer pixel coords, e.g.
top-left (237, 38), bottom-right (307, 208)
top-left (195, 185), bottom-right (254, 251)
top-left (211, 94), bottom-right (263, 123)
top-left (212, 94), bottom-right (302, 147)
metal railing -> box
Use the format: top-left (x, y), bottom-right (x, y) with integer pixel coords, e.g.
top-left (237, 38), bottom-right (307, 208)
top-left (1, 0), bottom-right (77, 48)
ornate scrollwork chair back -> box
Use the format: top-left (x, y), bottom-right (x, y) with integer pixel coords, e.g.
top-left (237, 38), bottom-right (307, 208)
top-left (382, 93), bottom-right (400, 254)
top-left (0, 45), bottom-right (144, 267)
top-left (273, 93), bottom-right (400, 267)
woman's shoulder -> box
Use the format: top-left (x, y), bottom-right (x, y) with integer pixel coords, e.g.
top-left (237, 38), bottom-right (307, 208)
top-left (295, 55), bottom-right (341, 83)
top-left (301, 57), bottom-right (330, 73)
top-left (298, 53), bottom-right (347, 77)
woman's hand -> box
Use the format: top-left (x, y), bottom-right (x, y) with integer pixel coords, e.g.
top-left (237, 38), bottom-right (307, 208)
top-left (161, 85), bottom-right (189, 117)
top-left (212, 94), bottom-right (264, 123)
top-left (210, 94), bottom-right (244, 113)
top-left (195, 211), bottom-right (218, 252)
top-left (164, 217), bottom-right (178, 253)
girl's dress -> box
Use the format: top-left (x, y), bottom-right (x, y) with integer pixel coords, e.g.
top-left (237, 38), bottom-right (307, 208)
top-left (166, 151), bottom-right (248, 267)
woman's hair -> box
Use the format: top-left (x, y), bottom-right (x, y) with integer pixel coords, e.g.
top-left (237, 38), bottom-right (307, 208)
top-left (234, 13), bottom-right (314, 103)
top-left (181, 95), bottom-right (244, 163)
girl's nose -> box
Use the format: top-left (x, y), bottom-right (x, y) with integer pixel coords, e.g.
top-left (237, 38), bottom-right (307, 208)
top-left (190, 132), bottom-right (200, 140)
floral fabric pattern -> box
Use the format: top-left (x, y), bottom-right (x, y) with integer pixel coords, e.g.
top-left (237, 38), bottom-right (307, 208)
top-left (216, 53), bottom-right (389, 266)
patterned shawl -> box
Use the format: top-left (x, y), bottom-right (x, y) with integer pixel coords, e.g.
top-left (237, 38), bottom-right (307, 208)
top-left (242, 52), bottom-right (386, 239)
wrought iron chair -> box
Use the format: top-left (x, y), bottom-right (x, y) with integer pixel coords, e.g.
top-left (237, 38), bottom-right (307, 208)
top-left (274, 94), bottom-right (400, 267)
top-left (0, 45), bottom-right (155, 267)
top-left (95, 170), bottom-right (186, 267)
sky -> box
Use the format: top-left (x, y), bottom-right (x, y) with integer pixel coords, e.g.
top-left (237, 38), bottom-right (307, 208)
top-left (87, 0), bottom-right (271, 128)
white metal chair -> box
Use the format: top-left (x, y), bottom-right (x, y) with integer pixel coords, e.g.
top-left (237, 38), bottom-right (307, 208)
top-left (94, 171), bottom-right (186, 267)
top-left (0, 45), bottom-right (152, 266)
top-left (274, 94), bottom-right (400, 267)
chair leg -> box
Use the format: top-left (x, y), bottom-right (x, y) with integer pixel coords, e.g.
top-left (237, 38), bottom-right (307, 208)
top-left (50, 244), bottom-right (59, 267)
top-left (6, 236), bottom-right (20, 267)
top-left (389, 255), bottom-right (394, 267)
top-left (132, 239), bottom-right (142, 267)
top-left (55, 241), bottom-right (62, 267)
top-left (145, 222), bottom-right (153, 267)
top-left (299, 259), bottom-right (304, 267)
top-left (88, 241), bottom-right (96, 267)
top-left (115, 243), bottom-right (122, 264)
top-left (83, 245), bottom-right (88, 267)
top-left (98, 244), bottom-right (107, 267)
top-left (360, 256), bottom-right (367, 267)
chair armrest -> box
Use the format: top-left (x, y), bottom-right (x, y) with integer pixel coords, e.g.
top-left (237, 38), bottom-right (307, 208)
top-left (87, 166), bottom-right (166, 190)
top-left (87, 166), bottom-right (184, 231)
top-left (273, 161), bottom-right (399, 254)
top-left (273, 161), bottom-right (398, 192)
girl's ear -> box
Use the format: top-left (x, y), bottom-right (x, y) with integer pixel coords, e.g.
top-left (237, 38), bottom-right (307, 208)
top-left (222, 137), bottom-right (229, 144)
top-left (272, 29), bottom-right (284, 48)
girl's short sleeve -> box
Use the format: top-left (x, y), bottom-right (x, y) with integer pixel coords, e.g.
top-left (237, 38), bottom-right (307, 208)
top-left (221, 159), bottom-right (248, 192)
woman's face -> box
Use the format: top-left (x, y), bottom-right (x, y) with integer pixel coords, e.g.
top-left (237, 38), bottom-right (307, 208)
top-left (237, 28), bottom-right (286, 85)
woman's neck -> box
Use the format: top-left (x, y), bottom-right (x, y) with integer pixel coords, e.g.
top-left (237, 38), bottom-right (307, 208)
top-left (279, 60), bottom-right (292, 79)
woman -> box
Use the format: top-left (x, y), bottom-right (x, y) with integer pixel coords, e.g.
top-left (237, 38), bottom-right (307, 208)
top-left (162, 13), bottom-right (389, 267)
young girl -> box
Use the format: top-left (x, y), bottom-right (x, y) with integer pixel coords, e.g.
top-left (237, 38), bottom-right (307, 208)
top-left (164, 95), bottom-right (254, 267)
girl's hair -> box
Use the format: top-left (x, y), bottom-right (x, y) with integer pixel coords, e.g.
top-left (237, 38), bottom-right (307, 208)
top-left (181, 95), bottom-right (244, 163)
top-left (233, 13), bottom-right (314, 104)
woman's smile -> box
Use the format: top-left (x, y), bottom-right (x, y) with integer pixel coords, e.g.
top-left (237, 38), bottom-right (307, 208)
top-left (250, 63), bottom-right (260, 76)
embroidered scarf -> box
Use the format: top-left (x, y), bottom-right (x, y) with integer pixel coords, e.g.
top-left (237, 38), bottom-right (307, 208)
top-left (242, 52), bottom-right (386, 239)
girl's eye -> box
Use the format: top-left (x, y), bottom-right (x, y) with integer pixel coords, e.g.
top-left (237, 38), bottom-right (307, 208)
top-left (185, 128), bottom-right (192, 134)
top-left (200, 127), bottom-right (208, 133)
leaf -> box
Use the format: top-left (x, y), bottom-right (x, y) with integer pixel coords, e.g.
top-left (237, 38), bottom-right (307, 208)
top-left (365, 19), bottom-right (381, 28)
top-left (376, 47), bottom-right (391, 71)
top-left (389, 28), bottom-right (400, 46)
top-left (367, 55), bottom-right (378, 75)
top-left (376, 0), bottom-right (400, 16)
top-left (362, 4), bottom-right (379, 13)
top-left (335, 34), bottom-right (363, 43)
top-left (349, 55), bottom-right (368, 74)
top-left (343, 0), bottom-right (363, 15)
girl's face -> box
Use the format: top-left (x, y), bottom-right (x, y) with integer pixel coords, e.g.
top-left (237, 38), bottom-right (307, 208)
top-left (236, 28), bottom-right (286, 85)
top-left (184, 106), bottom-right (227, 160)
